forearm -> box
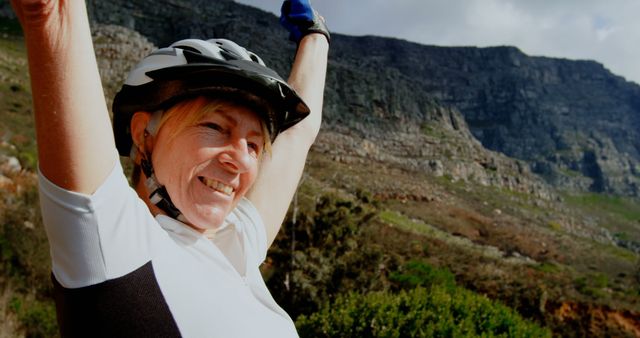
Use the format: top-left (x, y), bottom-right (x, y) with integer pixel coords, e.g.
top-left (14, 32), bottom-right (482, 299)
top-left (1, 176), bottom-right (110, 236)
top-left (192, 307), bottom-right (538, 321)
top-left (248, 34), bottom-right (328, 244)
top-left (285, 33), bottom-right (329, 144)
top-left (17, 1), bottom-right (115, 193)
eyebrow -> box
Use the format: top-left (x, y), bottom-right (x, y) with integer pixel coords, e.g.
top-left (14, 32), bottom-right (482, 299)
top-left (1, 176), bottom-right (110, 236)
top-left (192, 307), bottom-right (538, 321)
top-left (215, 109), bottom-right (263, 139)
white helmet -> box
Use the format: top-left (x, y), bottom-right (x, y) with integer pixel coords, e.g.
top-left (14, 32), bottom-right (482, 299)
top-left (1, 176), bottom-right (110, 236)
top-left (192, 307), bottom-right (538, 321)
top-left (112, 38), bottom-right (310, 156)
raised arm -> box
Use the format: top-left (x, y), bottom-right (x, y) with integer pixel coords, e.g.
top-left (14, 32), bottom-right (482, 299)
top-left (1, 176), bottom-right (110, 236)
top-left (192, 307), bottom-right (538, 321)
top-left (12, 0), bottom-right (116, 194)
top-left (247, 0), bottom-right (329, 245)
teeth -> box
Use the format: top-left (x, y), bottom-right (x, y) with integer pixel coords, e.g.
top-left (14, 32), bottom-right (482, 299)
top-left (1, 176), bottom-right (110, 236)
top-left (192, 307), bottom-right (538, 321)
top-left (202, 177), bottom-right (234, 196)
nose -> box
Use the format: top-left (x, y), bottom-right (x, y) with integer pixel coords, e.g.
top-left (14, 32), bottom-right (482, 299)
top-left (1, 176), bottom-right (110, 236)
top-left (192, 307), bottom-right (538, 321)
top-left (218, 138), bottom-right (253, 173)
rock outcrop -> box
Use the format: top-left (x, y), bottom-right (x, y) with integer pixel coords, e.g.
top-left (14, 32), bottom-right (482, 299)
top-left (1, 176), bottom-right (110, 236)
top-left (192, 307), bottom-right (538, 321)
top-left (3, 0), bottom-right (638, 196)
top-left (329, 36), bottom-right (640, 195)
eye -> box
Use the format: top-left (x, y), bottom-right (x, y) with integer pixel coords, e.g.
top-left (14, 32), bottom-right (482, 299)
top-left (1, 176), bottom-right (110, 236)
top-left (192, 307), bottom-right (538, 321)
top-left (201, 122), bottom-right (224, 132)
top-left (248, 141), bottom-right (261, 154)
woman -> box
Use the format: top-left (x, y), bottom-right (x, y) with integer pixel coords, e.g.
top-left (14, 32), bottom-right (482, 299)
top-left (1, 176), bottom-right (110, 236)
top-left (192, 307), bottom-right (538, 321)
top-left (12, 0), bottom-right (328, 336)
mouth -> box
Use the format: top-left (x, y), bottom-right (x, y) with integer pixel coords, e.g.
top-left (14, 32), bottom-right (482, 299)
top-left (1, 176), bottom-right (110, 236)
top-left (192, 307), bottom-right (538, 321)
top-left (199, 177), bottom-right (234, 196)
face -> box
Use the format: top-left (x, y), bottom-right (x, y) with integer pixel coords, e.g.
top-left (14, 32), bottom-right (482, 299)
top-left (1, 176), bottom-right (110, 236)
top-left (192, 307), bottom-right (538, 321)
top-left (150, 102), bottom-right (264, 231)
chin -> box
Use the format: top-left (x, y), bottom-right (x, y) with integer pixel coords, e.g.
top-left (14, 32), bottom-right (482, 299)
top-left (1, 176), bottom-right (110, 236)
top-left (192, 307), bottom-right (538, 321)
top-left (183, 208), bottom-right (228, 231)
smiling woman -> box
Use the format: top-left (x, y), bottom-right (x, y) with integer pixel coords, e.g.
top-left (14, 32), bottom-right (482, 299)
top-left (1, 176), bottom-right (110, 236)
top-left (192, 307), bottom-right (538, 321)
top-left (11, 0), bottom-right (328, 336)
top-left (138, 97), bottom-right (267, 231)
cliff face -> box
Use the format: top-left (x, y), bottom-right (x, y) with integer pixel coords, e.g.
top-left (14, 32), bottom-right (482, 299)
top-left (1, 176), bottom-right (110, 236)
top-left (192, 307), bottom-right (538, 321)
top-left (81, 0), bottom-right (640, 196)
top-left (4, 0), bottom-right (638, 196)
top-left (329, 35), bottom-right (640, 195)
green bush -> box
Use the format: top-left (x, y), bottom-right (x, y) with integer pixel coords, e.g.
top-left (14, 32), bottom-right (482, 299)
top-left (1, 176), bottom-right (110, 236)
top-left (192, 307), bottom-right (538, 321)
top-left (0, 174), bottom-right (51, 289)
top-left (297, 286), bottom-right (551, 338)
top-left (10, 295), bottom-right (58, 338)
top-left (389, 260), bottom-right (456, 291)
top-left (266, 193), bottom-right (386, 318)
top-left (0, 173), bottom-right (57, 336)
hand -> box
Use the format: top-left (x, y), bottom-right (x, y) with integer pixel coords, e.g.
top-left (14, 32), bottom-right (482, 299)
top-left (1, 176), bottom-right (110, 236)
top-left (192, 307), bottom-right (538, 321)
top-left (280, 0), bottom-right (330, 44)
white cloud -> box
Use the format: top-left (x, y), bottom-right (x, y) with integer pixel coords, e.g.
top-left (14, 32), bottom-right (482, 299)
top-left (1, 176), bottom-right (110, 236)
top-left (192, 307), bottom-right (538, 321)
top-left (236, 0), bottom-right (640, 84)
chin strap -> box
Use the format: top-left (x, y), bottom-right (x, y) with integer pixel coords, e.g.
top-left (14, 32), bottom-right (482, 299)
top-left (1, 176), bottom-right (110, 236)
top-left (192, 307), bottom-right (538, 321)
top-left (137, 111), bottom-right (188, 223)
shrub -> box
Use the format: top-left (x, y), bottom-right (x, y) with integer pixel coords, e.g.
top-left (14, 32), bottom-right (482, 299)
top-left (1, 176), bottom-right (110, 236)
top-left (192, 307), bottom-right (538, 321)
top-left (0, 172), bottom-right (51, 289)
top-left (0, 172), bottom-right (56, 335)
top-left (266, 193), bottom-right (385, 318)
top-left (296, 286), bottom-right (552, 338)
top-left (10, 295), bottom-right (58, 338)
top-left (389, 260), bottom-right (456, 291)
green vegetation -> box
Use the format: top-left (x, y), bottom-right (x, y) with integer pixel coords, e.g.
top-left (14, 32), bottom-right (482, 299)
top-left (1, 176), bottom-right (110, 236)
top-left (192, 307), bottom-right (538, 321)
top-left (297, 286), bottom-right (550, 337)
top-left (420, 123), bottom-right (447, 139)
top-left (534, 262), bottom-right (560, 274)
top-left (564, 193), bottom-right (640, 223)
top-left (573, 274), bottom-right (608, 299)
top-left (266, 193), bottom-right (385, 318)
top-left (267, 195), bottom-right (550, 336)
top-left (9, 295), bottom-right (58, 338)
top-left (0, 172), bottom-right (58, 337)
top-left (389, 260), bottom-right (456, 291)
top-left (0, 14), bottom-right (638, 337)
top-left (379, 210), bottom-right (437, 236)
top-left (0, 20), bottom-right (37, 171)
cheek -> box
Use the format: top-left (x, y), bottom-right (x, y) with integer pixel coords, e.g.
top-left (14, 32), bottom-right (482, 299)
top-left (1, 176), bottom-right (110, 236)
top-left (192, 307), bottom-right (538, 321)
top-left (152, 140), bottom-right (196, 188)
top-left (239, 165), bottom-right (260, 194)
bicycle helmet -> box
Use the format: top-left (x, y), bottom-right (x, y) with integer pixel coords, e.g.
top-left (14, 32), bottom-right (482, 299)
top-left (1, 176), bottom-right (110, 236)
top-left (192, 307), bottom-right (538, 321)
top-left (112, 38), bottom-right (310, 157)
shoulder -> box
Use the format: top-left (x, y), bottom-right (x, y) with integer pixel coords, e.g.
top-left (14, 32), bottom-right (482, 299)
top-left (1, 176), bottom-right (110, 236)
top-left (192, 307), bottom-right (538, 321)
top-left (39, 158), bottom-right (157, 288)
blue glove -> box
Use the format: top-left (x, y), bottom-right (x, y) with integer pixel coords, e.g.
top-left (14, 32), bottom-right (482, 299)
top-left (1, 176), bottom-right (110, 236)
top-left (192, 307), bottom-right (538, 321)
top-left (280, 0), bottom-right (330, 44)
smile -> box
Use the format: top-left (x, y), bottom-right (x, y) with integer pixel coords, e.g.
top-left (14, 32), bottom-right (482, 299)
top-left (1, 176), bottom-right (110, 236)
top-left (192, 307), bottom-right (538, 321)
top-left (199, 177), bottom-right (234, 196)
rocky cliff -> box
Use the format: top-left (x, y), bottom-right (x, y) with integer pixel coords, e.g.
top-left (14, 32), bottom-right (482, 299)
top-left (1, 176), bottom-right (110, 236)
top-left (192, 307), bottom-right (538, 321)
top-left (328, 35), bottom-right (640, 196)
top-left (3, 0), bottom-right (639, 196)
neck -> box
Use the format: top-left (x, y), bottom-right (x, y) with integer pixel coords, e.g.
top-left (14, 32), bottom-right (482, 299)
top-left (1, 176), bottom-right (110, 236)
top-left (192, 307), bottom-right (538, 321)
top-left (134, 173), bottom-right (166, 218)
top-left (133, 171), bottom-right (210, 234)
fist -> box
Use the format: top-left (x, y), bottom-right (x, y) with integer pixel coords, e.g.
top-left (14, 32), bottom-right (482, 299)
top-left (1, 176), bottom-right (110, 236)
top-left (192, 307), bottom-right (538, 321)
top-left (280, 0), bottom-right (330, 44)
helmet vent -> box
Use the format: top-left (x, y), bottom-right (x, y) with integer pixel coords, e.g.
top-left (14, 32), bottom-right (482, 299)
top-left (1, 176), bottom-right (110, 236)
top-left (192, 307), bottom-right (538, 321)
top-left (220, 49), bottom-right (241, 61)
top-left (174, 46), bottom-right (202, 55)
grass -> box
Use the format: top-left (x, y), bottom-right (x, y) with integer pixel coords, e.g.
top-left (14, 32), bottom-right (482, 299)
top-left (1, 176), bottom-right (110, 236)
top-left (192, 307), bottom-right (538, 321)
top-left (562, 192), bottom-right (640, 250)
top-left (379, 209), bottom-right (437, 236)
top-left (564, 193), bottom-right (640, 223)
top-left (379, 209), bottom-right (536, 266)
top-left (0, 23), bottom-right (38, 171)
top-left (547, 220), bottom-right (563, 232)
top-left (593, 240), bottom-right (638, 262)
top-left (421, 122), bottom-right (448, 139)
top-left (534, 262), bottom-right (561, 273)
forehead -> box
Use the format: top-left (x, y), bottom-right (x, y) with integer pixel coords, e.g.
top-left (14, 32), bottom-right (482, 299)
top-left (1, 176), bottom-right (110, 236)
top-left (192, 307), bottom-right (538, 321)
top-left (161, 96), bottom-right (269, 142)
top-left (206, 102), bottom-right (260, 124)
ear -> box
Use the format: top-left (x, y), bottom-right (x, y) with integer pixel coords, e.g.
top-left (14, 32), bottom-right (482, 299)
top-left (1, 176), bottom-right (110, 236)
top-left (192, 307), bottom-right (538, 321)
top-left (130, 111), bottom-right (152, 163)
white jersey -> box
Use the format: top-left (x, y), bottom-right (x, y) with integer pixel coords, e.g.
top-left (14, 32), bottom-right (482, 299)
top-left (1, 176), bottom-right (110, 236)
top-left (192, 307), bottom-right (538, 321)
top-left (38, 158), bottom-right (298, 337)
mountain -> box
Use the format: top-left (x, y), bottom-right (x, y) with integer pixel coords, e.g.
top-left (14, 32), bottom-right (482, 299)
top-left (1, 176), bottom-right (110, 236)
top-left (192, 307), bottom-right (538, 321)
top-left (2, 1), bottom-right (640, 336)
top-left (83, 0), bottom-right (640, 197)
top-left (4, 0), bottom-right (638, 195)
top-left (332, 36), bottom-right (640, 195)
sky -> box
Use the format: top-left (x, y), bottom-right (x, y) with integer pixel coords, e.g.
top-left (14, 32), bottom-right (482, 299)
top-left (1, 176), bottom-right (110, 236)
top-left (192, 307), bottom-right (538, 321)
top-left (235, 0), bottom-right (640, 85)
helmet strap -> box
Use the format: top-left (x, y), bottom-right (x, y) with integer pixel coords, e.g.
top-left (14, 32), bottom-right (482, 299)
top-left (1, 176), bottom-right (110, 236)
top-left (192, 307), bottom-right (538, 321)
top-left (138, 112), bottom-right (188, 223)
top-left (140, 157), bottom-right (185, 222)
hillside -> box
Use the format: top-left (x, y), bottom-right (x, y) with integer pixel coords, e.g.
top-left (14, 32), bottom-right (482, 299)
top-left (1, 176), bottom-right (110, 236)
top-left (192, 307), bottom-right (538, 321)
top-left (330, 36), bottom-right (640, 196)
top-left (2, 0), bottom-right (638, 195)
top-left (0, 2), bottom-right (640, 337)
top-left (78, 0), bottom-right (640, 196)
